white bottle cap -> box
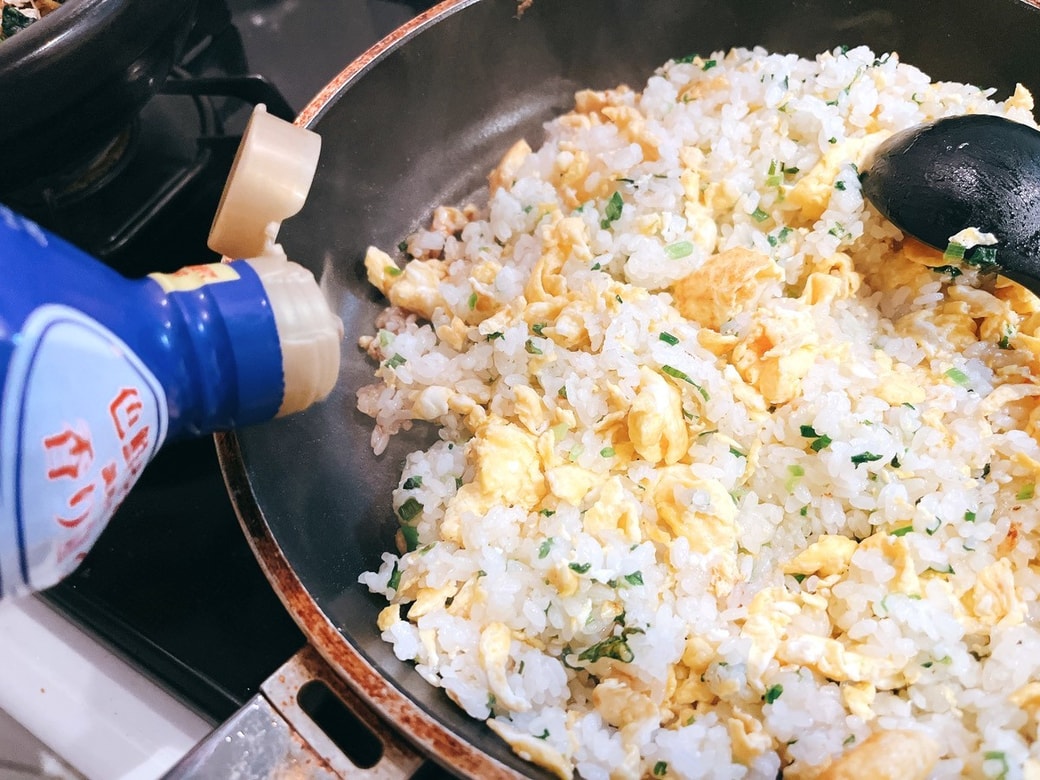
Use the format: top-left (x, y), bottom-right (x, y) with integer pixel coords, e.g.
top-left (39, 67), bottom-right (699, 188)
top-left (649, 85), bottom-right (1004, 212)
top-left (208, 104), bottom-right (322, 260)
top-left (208, 105), bottom-right (342, 417)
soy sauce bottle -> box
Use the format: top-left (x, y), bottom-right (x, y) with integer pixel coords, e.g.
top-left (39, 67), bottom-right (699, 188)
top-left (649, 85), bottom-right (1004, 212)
top-left (0, 106), bottom-right (341, 598)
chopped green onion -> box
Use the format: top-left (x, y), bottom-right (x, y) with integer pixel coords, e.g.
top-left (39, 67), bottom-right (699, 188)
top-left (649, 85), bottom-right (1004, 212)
top-left (702, 59), bottom-right (717, 71)
top-left (402, 476), bottom-right (423, 490)
top-left (486, 331), bottom-right (504, 341)
top-left (665, 240), bottom-right (694, 259)
top-left (785, 464), bottom-right (805, 491)
top-left (539, 538), bottom-right (554, 559)
top-left (1018, 483), bottom-right (1035, 501)
top-left (843, 734), bottom-right (856, 746)
top-left (729, 446), bottom-right (747, 458)
top-left (398, 497), bottom-right (423, 523)
top-left (525, 339), bottom-right (543, 355)
top-left (467, 292), bottom-right (478, 310)
top-left (943, 242), bottom-right (967, 262)
top-left (397, 240), bottom-right (409, 252)
top-left (998, 323), bottom-right (1017, 349)
top-left (851, 452), bottom-right (883, 466)
top-left (532, 322), bottom-right (547, 335)
top-left (811, 435), bottom-right (832, 452)
top-left (385, 264), bottom-right (403, 276)
top-left (539, 508), bottom-right (555, 516)
top-left (964, 510), bottom-right (977, 523)
top-left (400, 524), bottom-right (420, 551)
top-left (577, 630), bottom-right (639, 663)
top-left (750, 207), bottom-right (770, 222)
top-left (890, 524), bottom-right (914, 537)
top-left (600, 192), bottom-right (624, 229)
top-left (792, 572), bottom-right (807, 583)
top-left (834, 180), bottom-right (847, 191)
top-left (600, 446), bottom-right (616, 458)
top-left (384, 353), bottom-right (407, 369)
top-left (659, 332), bottom-right (680, 345)
top-left (387, 562), bottom-right (401, 590)
top-left (569, 562), bottom-right (592, 574)
top-left (983, 751), bottom-right (1009, 780)
top-left (934, 264), bottom-right (963, 279)
top-left (768, 226), bottom-right (793, 247)
top-left (799, 425), bottom-right (833, 453)
top-left (764, 684), bottom-right (784, 704)
top-left (624, 571), bottom-right (644, 586)
top-left (967, 245), bottom-right (999, 270)
top-left (653, 761), bottom-right (668, 776)
top-left (945, 367), bottom-right (971, 387)
top-left (661, 365), bottom-right (710, 399)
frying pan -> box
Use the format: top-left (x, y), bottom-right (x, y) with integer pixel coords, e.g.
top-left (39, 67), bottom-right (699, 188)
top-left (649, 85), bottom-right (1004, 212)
top-left (168, 0), bottom-right (1040, 776)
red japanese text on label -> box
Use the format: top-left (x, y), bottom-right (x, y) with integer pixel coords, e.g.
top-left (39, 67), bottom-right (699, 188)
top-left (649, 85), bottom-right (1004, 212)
top-left (43, 385), bottom-right (153, 562)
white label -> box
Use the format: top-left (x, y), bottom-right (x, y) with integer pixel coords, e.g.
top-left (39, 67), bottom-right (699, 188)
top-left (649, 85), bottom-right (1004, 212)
top-left (0, 305), bottom-right (169, 597)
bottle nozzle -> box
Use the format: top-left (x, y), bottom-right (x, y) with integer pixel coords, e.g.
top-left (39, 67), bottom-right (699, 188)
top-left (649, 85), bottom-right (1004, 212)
top-left (246, 256), bottom-right (343, 416)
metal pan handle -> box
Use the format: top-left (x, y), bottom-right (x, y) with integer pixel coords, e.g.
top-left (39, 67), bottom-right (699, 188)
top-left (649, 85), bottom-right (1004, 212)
top-left (162, 644), bottom-right (432, 779)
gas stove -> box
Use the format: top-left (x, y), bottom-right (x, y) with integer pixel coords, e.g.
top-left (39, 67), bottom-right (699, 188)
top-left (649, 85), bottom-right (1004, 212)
top-left (0, 1), bottom-right (436, 777)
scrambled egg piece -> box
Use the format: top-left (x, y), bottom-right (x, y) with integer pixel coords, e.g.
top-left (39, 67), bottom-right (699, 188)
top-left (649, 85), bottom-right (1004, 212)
top-left (672, 247), bottom-right (782, 330)
top-left (649, 467), bottom-right (738, 592)
top-left (627, 367), bottom-right (690, 464)
top-left (777, 635), bottom-right (887, 685)
top-left (872, 351), bottom-right (927, 407)
top-left (732, 307), bottom-right (819, 405)
top-left (964, 558), bottom-right (1024, 628)
top-left (856, 534), bottom-right (920, 597)
top-left (800, 251), bottom-right (861, 305)
top-left (545, 463), bottom-right (599, 505)
top-left (525, 217), bottom-right (591, 306)
top-left (364, 246), bottom-right (447, 320)
top-left (489, 139), bottom-right (532, 194)
top-left (441, 419), bottom-right (546, 542)
top-left (782, 535), bottom-right (859, 578)
top-left (787, 133), bottom-right (888, 221)
top-left (727, 707), bottom-right (775, 765)
top-left (742, 587), bottom-right (799, 685)
top-left (819, 729), bottom-right (940, 780)
top-left (842, 681), bottom-right (877, 722)
top-left (479, 623), bottom-right (529, 712)
top-left (486, 719), bottom-right (571, 780)
top-left (582, 476), bottom-right (642, 543)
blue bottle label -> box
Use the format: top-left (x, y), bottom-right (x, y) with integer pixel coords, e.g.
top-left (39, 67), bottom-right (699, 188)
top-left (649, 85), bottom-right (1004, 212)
top-left (0, 305), bottom-right (169, 598)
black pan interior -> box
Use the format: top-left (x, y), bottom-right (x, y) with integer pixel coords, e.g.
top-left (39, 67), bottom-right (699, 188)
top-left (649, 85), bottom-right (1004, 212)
top-left (234, 0), bottom-right (1040, 774)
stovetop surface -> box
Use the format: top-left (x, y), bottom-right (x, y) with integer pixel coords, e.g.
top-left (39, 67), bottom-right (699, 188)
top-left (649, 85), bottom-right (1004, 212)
top-left (42, 0), bottom-right (437, 724)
